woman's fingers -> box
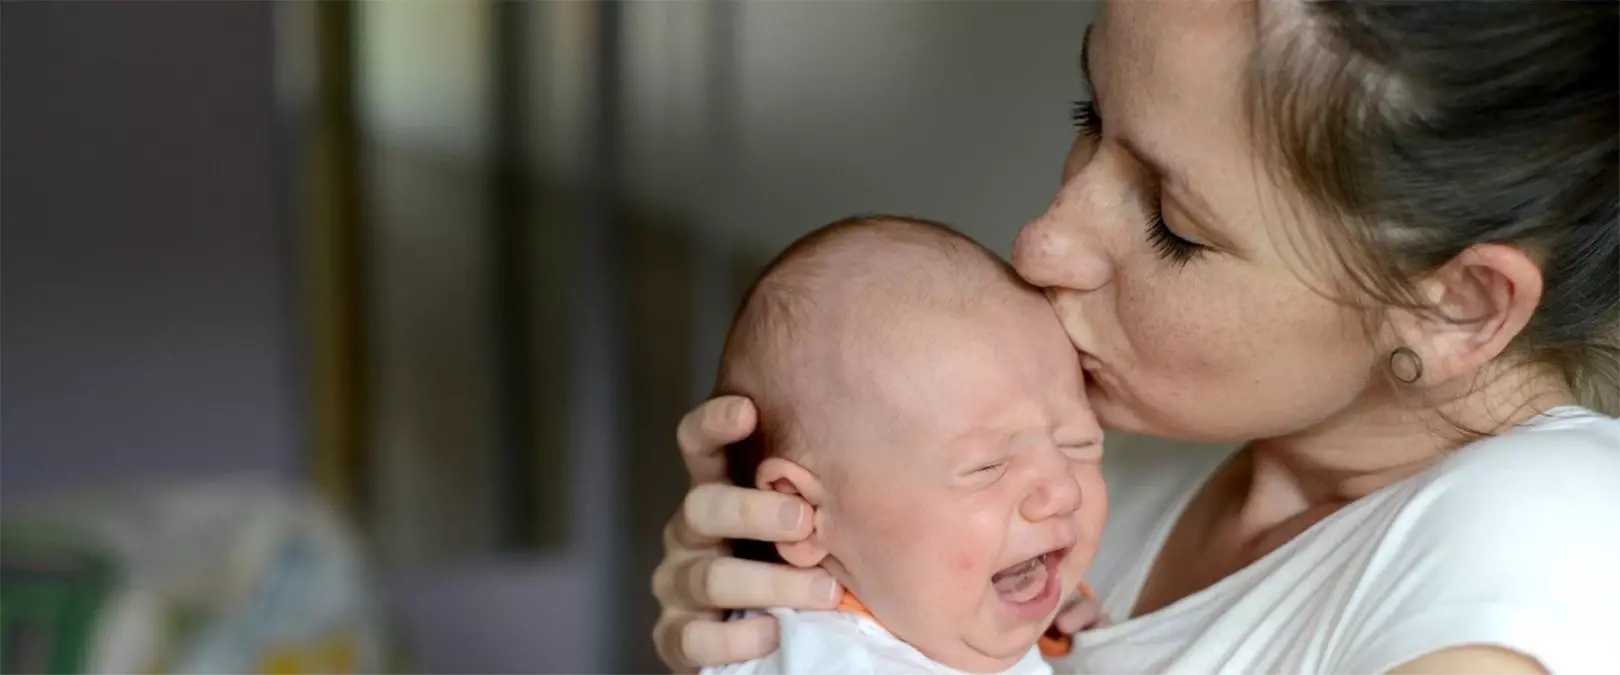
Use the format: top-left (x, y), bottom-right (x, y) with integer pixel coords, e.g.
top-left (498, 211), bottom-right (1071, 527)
top-left (654, 395), bottom-right (781, 673)
top-left (674, 482), bottom-right (813, 549)
top-left (676, 396), bottom-right (758, 485)
top-left (654, 612), bottom-right (779, 673)
top-left (659, 553), bottom-right (842, 612)
top-left (1052, 593), bottom-right (1109, 634)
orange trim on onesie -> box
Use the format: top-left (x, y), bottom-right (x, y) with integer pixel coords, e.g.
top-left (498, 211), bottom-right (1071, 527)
top-left (832, 582), bottom-right (1094, 657)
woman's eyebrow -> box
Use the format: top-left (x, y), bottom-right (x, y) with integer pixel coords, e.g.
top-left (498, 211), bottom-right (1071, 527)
top-left (1118, 136), bottom-right (1188, 197)
top-left (1079, 20), bottom-right (1236, 251)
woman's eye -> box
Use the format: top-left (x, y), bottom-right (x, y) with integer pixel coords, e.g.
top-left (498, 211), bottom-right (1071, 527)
top-left (1070, 99), bottom-right (1102, 138)
top-left (1069, 98), bottom-right (1204, 266)
top-left (1145, 208), bottom-right (1206, 266)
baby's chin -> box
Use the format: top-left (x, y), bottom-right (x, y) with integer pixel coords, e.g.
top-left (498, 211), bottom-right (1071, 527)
top-left (949, 617), bottom-right (1051, 673)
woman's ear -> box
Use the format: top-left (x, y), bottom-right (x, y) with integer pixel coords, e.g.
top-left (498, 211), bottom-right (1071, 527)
top-left (1398, 243), bottom-right (1544, 385)
top-left (756, 457), bottom-right (830, 568)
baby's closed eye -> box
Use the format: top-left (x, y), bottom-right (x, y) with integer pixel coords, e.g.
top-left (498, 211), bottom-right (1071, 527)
top-left (954, 457), bottom-right (1012, 489)
top-left (972, 460), bottom-right (1010, 475)
top-left (1061, 442), bottom-right (1103, 463)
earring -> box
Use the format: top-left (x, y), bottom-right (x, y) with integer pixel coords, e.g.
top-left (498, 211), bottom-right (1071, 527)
top-left (1389, 346), bottom-right (1424, 384)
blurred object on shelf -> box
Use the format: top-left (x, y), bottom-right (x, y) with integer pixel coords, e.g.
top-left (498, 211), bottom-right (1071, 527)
top-left (1, 479), bottom-right (399, 674)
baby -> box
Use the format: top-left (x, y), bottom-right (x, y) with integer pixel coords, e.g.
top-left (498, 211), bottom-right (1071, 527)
top-left (705, 215), bottom-right (1107, 675)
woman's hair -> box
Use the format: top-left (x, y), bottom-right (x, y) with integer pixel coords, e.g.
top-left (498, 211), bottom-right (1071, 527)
top-left (1247, 1), bottom-right (1618, 415)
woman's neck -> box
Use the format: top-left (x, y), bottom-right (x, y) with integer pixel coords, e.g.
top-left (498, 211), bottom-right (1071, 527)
top-left (1234, 363), bottom-right (1574, 534)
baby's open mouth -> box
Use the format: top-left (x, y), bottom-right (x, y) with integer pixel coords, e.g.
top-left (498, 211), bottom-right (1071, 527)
top-left (991, 548), bottom-right (1068, 603)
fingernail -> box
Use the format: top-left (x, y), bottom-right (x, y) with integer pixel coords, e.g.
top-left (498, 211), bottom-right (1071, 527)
top-left (779, 502), bottom-right (804, 530)
top-left (812, 577), bottom-right (839, 604)
top-left (728, 399), bottom-right (747, 424)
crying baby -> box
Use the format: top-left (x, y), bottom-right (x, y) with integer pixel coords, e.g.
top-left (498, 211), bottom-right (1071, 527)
top-left (706, 215), bottom-right (1107, 675)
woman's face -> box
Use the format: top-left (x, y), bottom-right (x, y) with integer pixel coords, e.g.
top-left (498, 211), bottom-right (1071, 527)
top-left (1012, 0), bottom-right (1376, 442)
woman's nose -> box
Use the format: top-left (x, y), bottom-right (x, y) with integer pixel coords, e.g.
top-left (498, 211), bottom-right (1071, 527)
top-left (1020, 466), bottom-right (1083, 523)
top-left (1011, 178), bottom-right (1113, 292)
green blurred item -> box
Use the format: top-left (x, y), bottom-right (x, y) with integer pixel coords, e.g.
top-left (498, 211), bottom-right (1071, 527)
top-left (0, 533), bottom-right (114, 674)
top-left (0, 480), bottom-right (393, 675)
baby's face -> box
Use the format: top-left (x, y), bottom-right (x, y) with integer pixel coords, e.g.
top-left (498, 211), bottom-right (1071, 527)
top-left (815, 286), bottom-right (1105, 672)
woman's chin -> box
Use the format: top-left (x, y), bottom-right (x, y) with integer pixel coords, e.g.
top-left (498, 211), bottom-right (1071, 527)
top-left (1089, 383), bottom-right (1240, 443)
top-left (1086, 380), bottom-right (1149, 436)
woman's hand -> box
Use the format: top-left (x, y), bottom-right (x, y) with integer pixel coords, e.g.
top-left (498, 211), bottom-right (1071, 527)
top-left (1053, 593), bottom-right (1110, 634)
top-left (650, 396), bottom-right (843, 673)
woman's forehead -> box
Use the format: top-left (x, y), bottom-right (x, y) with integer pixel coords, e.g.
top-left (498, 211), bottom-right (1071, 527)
top-left (1092, 0), bottom-right (1255, 135)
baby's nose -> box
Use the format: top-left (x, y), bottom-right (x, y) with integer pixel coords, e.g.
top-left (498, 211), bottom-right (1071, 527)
top-left (1021, 470), bottom-right (1082, 523)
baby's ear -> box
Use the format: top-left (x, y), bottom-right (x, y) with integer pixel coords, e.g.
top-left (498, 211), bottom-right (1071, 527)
top-left (756, 457), bottom-right (830, 568)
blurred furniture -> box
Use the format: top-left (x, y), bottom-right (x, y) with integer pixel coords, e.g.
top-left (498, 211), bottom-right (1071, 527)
top-left (1, 480), bottom-right (396, 674)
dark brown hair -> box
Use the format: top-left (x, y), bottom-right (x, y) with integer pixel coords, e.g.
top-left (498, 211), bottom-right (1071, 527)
top-left (1248, 0), bottom-right (1618, 415)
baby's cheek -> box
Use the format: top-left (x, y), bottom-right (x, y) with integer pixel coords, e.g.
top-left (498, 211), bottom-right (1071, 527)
top-left (951, 547), bottom-right (978, 575)
top-left (1077, 469), bottom-right (1108, 528)
top-left (898, 518), bottom-right (979, 575)
top-left (1062, 545), bottom-right (1094, 582)
top-left (1054, 471), bottom-right (1103, 573)
top-left (895, 525), bottom-right (984, 588)
top-left (872, 511), bottom-right (926, 549)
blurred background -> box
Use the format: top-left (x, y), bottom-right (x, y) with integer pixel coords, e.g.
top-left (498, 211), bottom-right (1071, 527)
top-left (1, 1), bottom-right (1209, 673)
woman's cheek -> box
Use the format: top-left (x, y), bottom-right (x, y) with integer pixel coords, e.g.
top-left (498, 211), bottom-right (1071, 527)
top-left (1117, 267), bottom-right (1243, 375)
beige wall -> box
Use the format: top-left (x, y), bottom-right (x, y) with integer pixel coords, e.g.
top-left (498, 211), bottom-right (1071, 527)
top-left (623, 1), bottom-right (1103, 258)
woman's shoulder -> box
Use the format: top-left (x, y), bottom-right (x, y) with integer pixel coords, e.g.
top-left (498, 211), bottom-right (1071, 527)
top-left (1069, 413), bottom-right (1618, 673)
top-left (1427, 405), bottom-right (1619, 491)
top-left (1331, 406), bottom-right (1620, 672)
top-left (1387, 406), bottom-right (1618, 562)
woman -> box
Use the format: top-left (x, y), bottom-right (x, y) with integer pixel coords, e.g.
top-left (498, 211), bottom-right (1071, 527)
top-left (652, 1), bottom-right (1619, 673)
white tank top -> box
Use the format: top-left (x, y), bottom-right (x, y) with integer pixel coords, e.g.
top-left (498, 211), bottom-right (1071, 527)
top-left (1054, 407), bottom-right (1620, 674)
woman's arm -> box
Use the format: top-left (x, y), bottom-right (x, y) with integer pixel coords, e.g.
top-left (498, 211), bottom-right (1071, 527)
top-left (649, 396), bottom-right (841, 673)
top-left (1387, 646), bottom-right (1546, 675)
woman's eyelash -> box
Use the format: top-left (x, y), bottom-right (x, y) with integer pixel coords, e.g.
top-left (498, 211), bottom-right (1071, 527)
top-left (1069, 99), bottom-right (1204, 266)
top-left (1070, 99), bottom-right (1101, 137)
top-left (1146, 208), bottom-right (1204, 266)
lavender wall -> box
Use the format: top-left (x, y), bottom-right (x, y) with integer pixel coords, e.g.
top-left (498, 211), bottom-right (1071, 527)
top-left (1, 2), bottom-right (296, 497)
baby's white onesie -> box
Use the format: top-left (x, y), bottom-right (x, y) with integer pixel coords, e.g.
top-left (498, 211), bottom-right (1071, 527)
top-left (701, 608), bottom-right (1053, 675)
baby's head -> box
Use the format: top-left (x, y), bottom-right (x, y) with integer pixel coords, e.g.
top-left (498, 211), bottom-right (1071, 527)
top-left (718, 216), bottom-right (1106, 672)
